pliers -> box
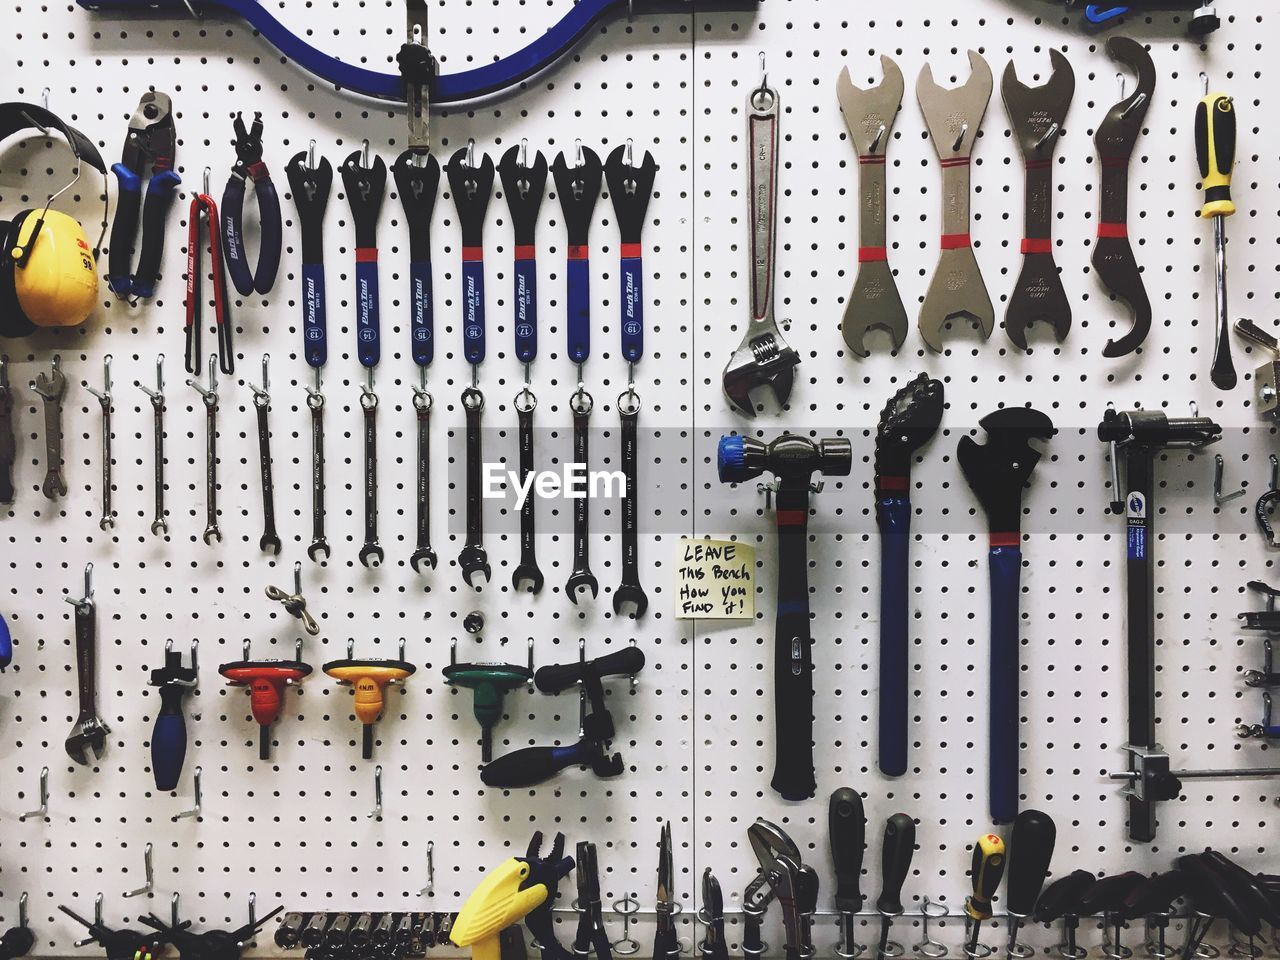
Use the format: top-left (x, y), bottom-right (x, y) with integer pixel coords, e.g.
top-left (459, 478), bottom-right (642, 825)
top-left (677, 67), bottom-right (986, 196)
top-left (108, 91), bottom-right (180, 301)
top-left (221, 111), bottom-right (282, 296)
top-left (186, 171), bottom-right (234, 376)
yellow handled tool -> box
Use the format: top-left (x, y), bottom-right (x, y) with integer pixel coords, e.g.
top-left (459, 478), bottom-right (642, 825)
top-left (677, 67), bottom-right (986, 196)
top-left (1195, 72), bottom-right (1238, 391)
top-left (452, 846), bottom-right (575, 960)
top-left (964, 833), bottom-right (1006, 953)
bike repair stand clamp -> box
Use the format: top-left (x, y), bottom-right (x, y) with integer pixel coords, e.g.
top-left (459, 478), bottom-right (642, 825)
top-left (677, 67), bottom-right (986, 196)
top-left (723, 57), bottom-right (799, 417)
top-left (219, 638), bottom-right (312, 760)
top-left (323, 639), bottom-right (416, 759)
top-left (444, 637), bottom-right (534, 762)
top-left (717, 432), bottom-right (852, 800)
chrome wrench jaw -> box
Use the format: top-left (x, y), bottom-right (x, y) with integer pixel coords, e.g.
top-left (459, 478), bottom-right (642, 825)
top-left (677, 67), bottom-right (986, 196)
top-left (565, 386), bottom-right (597, 605)
top-left (459, 385), bottom-right (489, 588)
top-left (306, 386), bottom-right (330, 563)
top-left (358, 386), bottom-right (383, 569)
top-left (409, 388), bottom-right (437, 574)
top-left (837, 57), bottom-right (908, 357)
top-left (611, 389), bottom-right (647, 619)
top-left (511, 392), bottom-right (542, 594)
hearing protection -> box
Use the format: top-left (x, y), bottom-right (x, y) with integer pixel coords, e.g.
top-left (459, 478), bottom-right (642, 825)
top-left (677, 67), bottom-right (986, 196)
top-left (0, 102), bottom-right (110, 338)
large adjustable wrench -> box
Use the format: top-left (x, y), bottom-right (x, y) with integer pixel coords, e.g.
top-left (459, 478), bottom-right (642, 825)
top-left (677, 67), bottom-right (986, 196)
top-left (836, 56), bottom-right (907, 357)
top-left (917, 51), bottom-right (994, 352)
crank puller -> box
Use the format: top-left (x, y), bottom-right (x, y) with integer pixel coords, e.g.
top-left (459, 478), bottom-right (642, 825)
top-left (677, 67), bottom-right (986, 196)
top-left (459, 386), bottom-right (490, 587)
top-left (221, 111), bottom-right (282, 296)
top-left (447, 142), bottom-right (494, 367)
top-left (512, 388), bottom-right (543, 594)
top-left (612, 388), bottom-right (646, 617)
top-left (341, 143), bottom-right (387, 369)
top-left (565, 387), bottom-right (599, 604)
top-left (552, 144), bottom-right (602, 368)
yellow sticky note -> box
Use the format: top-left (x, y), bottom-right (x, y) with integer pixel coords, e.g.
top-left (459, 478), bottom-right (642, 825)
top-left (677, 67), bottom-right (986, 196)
top-left (674, 538), bottom-right (755, 619)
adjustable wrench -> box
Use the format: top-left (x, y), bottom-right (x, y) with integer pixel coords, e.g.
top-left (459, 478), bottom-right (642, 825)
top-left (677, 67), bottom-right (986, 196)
top-left (722, 75), bottom-right (799, 418)
top-left (64, 565), bottom-right (110, 765)
top-left (306, 383), bottom-right (329, 562)
top-left (917, 51), bottom-right (995, 351)
top-left (31, 355), bottom-right (67, 500)
top-left (187, 354), bottom-right (221, 545)
top-left (0, 357), bottom-right (15, 504)
top-left (410, 384), bottom-right (437, 573)
top-left (458, 385), bottom-right (490, 587)
top-left (836, 56), bottom-right (908, 357)
top-left (249, 356), bottom-right (281, 555)
top-left (511, 387), bottom-right (543, 593)
top-left (135, 356), bottom-right (167, 535)
top-left (1002, 51), bottom-right (1075, 350)
top-left (84, 356), bottom-right (116, 531)
top-left (565, 386), bottom-right (598, 604)
top-left (358, 380), bottom-right (383, 568)
top-left (612, 388), bottom-right (646, 618)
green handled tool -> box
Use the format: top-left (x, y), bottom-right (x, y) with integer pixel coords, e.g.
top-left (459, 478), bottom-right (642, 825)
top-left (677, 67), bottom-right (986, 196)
top-left (444, 639), bottom-right (534, 762)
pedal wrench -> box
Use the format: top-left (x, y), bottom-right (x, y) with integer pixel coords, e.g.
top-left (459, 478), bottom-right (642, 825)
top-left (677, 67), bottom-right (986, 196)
top-left (306, 388), bottom-right (329, 562)
top-left (33, 362), bottom-right (68, 499)
top-left (65, 592), bottom-right (109, 764)
top-left (410, 387), bottom-right (437, 573)
top-left (0, 366), bottom-right (16, 504)
top-left (1002, 51), bottom-right (1075, 350)
top-left (916, 51), bottom-right (995, 352)
top-left (358, 385), bottom-right (383, 568)
top-left (722, 80), bottom-right (799, 418)
top-left (612, 389), bottom-right (646, 618)
top-left (458, 385), bottom-right (490, 587)
top-left (1095, 36), bottom-right (1156, 358)
top-left (565, 387), bottom-right (598, 604)
top-left (836, 56), bottom-right (908, 357)
top-left (252, 385), bottom-right (281, 555)
top-left (512, 387), bottom-right (543, 593)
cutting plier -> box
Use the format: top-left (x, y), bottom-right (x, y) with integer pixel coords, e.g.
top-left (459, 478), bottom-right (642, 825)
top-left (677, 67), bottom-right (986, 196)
top-left (653, 822), bottom-right (678, 960)
top-left (108, 91), bottom-right (180, 300)
top-left (572, 842), bottom-right (612, 960)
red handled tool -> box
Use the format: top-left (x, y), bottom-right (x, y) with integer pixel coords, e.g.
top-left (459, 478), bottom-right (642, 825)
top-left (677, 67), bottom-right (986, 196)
top-left (219, 639), bottom-right (311, 760)
top-left (186, 167), bottom-right (234, 376)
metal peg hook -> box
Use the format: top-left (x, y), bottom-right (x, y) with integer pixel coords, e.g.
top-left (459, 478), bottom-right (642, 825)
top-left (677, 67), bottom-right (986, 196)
top-left (74, 895), bottom-right (105, 947)
top-left (171, 892), bottom-right (181, 929)
top-left (65, 562), bottom-right (95, 610)
top-left (18, 766), bottom-right (49, 821)
top-left (1215, 454), bottom-right (1246, 505)
top-left (84, 354), bottom-right (113, 406)
top-left (368, 764), bottom-right (383, 819)
top-left (418, 841), bottom-right (435, 896)
top-left (136, 354), bottom-right (165, 401)
top-left (173, 766), bottom-right (203, 821)
top-left (122, 842), bottom-right (154, 898)
top-left (249, 354), bottom-right (270, 405)
top-left (308, 139), bottom-right (317, 170)
top-left (17, 893), bottom-right (27, 930)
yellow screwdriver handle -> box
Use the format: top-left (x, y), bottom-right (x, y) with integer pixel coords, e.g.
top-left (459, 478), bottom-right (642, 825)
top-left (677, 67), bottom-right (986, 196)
top-left (965, 833), bottom-right (1006, 921)
top-left (1196, 90), bottom-right (1236, 219)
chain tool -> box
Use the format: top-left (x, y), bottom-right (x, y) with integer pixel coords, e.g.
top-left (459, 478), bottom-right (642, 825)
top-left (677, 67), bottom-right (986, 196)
top-left (916, 51), bottom-right (995, 351)
top-left (342, 141), bottom-right (387, 568)
top-left (393, 146), bottom-right (440, 574)
top-left (605, 140), bottom-right (655, 618)
top-left (447, 140), bottom-right (495, 587)
top-left (83, 355), bottom-right (115, 530)
top-left (836, 56), bottom-right (907, 357)
top-left (134, 356), bottom-right (168, 535)
top-left (31, 354), bottom-right (67, 500)
top-left (186, 167), bottom-right (234, 376)
top-left (500, 140), bottom-right (548, 593)
top-left (187, 354), bottom-right (221, 545)
top-left (248, 355), bottom-right (280, 555)
top-left (0, 357), bottom-right (14, 504)
top-left (285, 142), bottom-right (333, 563)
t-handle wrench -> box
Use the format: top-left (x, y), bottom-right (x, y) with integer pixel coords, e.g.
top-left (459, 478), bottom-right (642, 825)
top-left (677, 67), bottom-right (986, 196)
top-left (248, 354), bottom-right (281, 555)
top-left (84, 356), bottom-right (116, 531)
top-left (31, 354), bottom-right (67, 500)
top-left (187, 354), bottom-right (221, 545)
top-left (134, 356), bottom-right (167, 535)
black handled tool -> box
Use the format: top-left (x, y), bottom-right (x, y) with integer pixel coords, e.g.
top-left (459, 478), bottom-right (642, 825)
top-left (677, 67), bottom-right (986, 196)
top-left (59, 906), bottom-right (166, 960)
top-left (1078, 872), bottom-right (1146, 959)
top-left (221, 111), bottom-right (282, 296)
top-left (1034, 870), bottom-right (1096, 960)
top-left (700, 869), bottom-right (728, 960)
top-left (1202, 851), bottom-right (1280, 928)
top-left (874, 813), bottom-right (916, 960)
top-left (1122, 869), bottom-right (1187, 960)
top-left (573, 841), bottom-right (612, 960)
top-left (1004, 810), bottom-right (1056, 957)
top-left (108, 91), bottom-right (179, 301)
top-left (653, 822), bottom-right (678, 960)
top-left (829, 787), bottom-right (866, 958)
top-left (523, 832), bottom-right (573, 960)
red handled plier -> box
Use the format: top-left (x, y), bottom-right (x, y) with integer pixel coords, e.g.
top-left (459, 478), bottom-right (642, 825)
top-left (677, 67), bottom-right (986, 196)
top-left (185, 180), bottom-right (234, 376)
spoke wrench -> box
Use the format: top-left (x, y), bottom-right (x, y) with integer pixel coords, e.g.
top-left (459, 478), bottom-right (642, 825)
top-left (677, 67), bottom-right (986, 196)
top-left (565, 386), bottom-right (598, 604)
top-left (84, 356), bottom-right (116, 530)
top-left (458, 385), bottom-right (490, 586)
top-left (0, 357), bottom-right (15, 504)
top-left (31, 355), bottom-right (67, 500)
top-left (135, 356), bottom-right (168, 535)
top-left (248, 355), bottom-right (281, 555)
top-left (64, 564), bottom-right (110, 764)
top-left (187, 354), bottom-right (221, 544)
top-left (612, 388), bottom-right (647, 618)
top-left (358, 378), bottom-right (383, 568)
top-left (511, 386), bottom-right (543, 593)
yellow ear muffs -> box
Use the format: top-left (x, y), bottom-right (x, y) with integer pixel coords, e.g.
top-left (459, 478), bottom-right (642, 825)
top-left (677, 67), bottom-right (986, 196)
top-left (9, 208), bottom-right (98, 327)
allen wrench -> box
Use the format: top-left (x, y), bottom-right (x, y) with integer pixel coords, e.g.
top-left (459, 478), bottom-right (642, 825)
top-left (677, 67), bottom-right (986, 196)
top-left (122, 842), bottom-right (154, 898)
top-left (18, 766), bottom-right (49, 821)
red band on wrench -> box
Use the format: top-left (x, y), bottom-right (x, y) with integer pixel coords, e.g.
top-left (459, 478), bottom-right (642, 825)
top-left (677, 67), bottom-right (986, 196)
top-left (989, 532), bottom-right (1021, 548)
top-left (514, 244), bottom-right (536, 260)
top-left (940, 156), bottom-right (971, 168)
top-left (859, 246), bottom-right (888, 263)
top-left (1021, 238), bottom-right (1052, 255)
top-left (567, 244), bottom-right (589, 261)
top-left (858, 154), bottom-right (886, 165)
top-left (355, 247), bottom-right (378, 263)
top-left (777, 510), bottom-right (808, 527)
top-left (940, 233), bottom-right (971, 250)
top-left (1097, 223), bottom-right (1128, 239)
top-left (461, 246), bottom-right (483, 262)
top-left (620, 242), bottom-right (642, 259)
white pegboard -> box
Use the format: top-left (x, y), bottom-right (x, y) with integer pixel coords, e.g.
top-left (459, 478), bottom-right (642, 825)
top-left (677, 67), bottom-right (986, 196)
top-left (1, 1), bottom-right (1278, 958)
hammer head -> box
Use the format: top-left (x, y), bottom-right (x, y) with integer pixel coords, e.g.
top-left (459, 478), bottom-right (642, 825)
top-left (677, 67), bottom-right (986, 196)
top-left (718, 434), bottom-right (852, 485)
top-left (957, 407), bottom-right (1056, 534)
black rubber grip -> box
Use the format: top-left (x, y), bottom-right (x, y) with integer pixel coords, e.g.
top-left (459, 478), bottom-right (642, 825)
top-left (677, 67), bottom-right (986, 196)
top-left (1177, 855), bottom-right (1260, 935)
top-left (1122, 870), bottom-right (1187, 920)
top-left (1203, 851), bottom-right (1279, 929)
top-left (829, 787), bottom-right (866, 913)
top-left (771, 485), bottom-right (816, 801)
top-left (535, 646), bottom-right (646, 694)
top-left (1077, 873), bottom-right (1145, 915)
top-left (254, 176), bottom-right (283, 293)
top-left (1005, 809), bottom-right (1057, 916)
top-left (1033, 870), bottom-right (1096, 923)
top-left (134, 178), bottom-right (177, 298)
top-left (480, 739), bottom-right (593, 787)
top-left (876, 813), bottom-right (916, 915)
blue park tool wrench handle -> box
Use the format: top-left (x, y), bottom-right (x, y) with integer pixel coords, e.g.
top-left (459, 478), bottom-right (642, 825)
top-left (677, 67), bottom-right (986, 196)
top-left (410, 260), bottom-right (434, 366)
top-left (877, 495), bottom-right (911, 778)
top-left (221, 172), bottom-right (283, 296)
top-left (619, 254), bottom-right (644, 363)
top-left (151, 684), bottom-right (188, 791)
top-left (356, 256), bottom-right (380, 367)
top-left (513, 256), bottom-right (538, 364)
top-left (301, 262), bottom-right (327, 367)
top-left (462, 257), bottom-right (486, 365)
top-left (566, 255), bottom-right (591, 365)
top-left (0, 611), bottom-right (12, 670)
top-left (989, 543), bottom-right (1022, 824)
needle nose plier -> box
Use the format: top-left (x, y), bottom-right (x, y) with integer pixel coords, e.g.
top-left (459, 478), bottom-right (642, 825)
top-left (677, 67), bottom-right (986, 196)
top-left (220, 111), bottom-right (282, 296)
top-left (108, 90), bottom-right (179, 301)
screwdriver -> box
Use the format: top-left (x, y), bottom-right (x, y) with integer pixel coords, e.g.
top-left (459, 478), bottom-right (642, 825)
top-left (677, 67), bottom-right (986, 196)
top-left (874, 813), bottom-right (916, 960)
top-left (1003, 810), bottom-right (1056, 958)
top-left (1195, 72), bottom-right (1238, 391)
top-left (829, 788), bottom-right (867, 958)
top-left (964, 833), bottom-right (1006, 956)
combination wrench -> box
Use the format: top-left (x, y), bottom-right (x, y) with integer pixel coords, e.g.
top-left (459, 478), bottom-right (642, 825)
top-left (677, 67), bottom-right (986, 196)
top-left (409, 383), bottom-right (437, 573)
top-left (358, 377), bottom-right (383, 568)
top-left (135, 356), bottom-right (168, 535)
top-left (458, 385), bottom-right (490, 587)
top-left (565, 386), bottom-right (598, 604)
top-left (31, 354), bottom-right (67, 500)
top-left (306, 380), bottom-right (329, 562)
top-left (612, 388), bottom-right (646, 617)
top-left (511, 386), bottom-right (543, 593)
top-left (0, 357), bottom-right (15, 504)
top-left (84, 355), bottom-right (115, 531)
top-left (187, 354), bottom-right (221, 544)
top-left (248, 355), bottom-right (281, 554)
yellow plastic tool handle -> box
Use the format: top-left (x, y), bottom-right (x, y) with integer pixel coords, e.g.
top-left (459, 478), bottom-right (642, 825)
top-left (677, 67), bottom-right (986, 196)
top-left (1196, 92), bottom-right (1236, 219)
top-left (964, 833), bottom-right (1006, 921)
